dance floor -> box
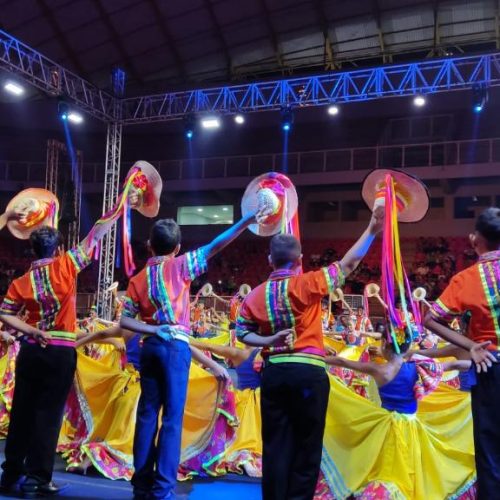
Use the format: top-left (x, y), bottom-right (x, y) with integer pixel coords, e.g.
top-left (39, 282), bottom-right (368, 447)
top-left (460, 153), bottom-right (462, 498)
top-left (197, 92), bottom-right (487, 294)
top-left (0, 442), bottom-right (261, 499)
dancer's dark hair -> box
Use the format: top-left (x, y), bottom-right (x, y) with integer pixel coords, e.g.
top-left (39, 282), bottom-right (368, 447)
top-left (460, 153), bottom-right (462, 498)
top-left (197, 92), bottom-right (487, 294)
top-left (270, 234), bottom-right (301, 268)
top-left (150, 219), bottom-right (181, 256)
top-left (475, 207), bottom-right (500, 249)
top-left (30, 227), bottom-right (63, 259)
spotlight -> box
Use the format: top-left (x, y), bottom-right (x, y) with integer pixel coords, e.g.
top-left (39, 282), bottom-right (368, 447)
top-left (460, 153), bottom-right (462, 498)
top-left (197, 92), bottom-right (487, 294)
top-left (213, 214), bottom-right (219, 218)
top-left (67, 112), bottom-right (83, 124)
top-left (197, 208), bottom-right (203, 212)
top-left (58, 101), bottom-right (70, 121)
top-left (4, 81), bottom-right (24, 96)
top-left (222, 207), bottom-right (229, 211)
top-left (413, 95), bottom-right (426, 107)
top-left (201, 117), bottom-right (221, 129)
top-left (234, 114), bottom-right (245, 124)
top-left (184, 115), bottom-right (196, 139)
top-left (472, 85), bottom-right (488, 113)
top-left (281, 106), bottom-right (293, 132)
top-left (327, 105), bottom-right (339, 116)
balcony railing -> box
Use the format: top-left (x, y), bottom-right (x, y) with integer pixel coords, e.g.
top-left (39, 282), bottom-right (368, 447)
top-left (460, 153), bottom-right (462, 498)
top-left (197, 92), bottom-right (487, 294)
top-left (1, 137), bottom-right (499, 186)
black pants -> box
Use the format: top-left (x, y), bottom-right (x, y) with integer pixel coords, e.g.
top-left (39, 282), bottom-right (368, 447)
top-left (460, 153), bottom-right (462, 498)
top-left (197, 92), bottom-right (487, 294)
top-left (1, 342), bottom-right (76, 484)
top-left (261, 362), bottom-right (330, 500)
top-left (471, 363), bottom-right (500, 499)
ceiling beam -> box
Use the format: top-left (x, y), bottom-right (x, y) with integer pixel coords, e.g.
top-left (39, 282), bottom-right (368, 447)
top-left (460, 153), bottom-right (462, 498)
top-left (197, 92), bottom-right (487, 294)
top-left (203, 0), bottom-right (232, 80)
top-left (90, 0), bottom-right (143, 85)
top-left (258, 0), bottom-right (284, 70)
top-left (371, 0), bottom-right (391, 63)
top-left (34, 0), bottom-right (87, 76)
top-left (311, 0), bottom-right (339, 70)
top-left (145, 0), bottom-right (187, 82)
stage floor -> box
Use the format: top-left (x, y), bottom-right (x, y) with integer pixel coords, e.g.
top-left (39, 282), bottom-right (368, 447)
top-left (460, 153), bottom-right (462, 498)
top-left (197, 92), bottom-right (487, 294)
top-left (0, 441), bottom-right (261, 500)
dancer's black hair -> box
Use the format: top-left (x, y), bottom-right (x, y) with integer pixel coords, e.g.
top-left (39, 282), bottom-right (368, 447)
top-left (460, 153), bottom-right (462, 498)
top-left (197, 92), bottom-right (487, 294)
top-left (270, 234), bottom-right (301, 268)
top-left (30, 226), bottom-right (63, 259)
top-left (149, 219), bottom-right (181, 256)
top-left (475, 207), bottom-right (500, 249)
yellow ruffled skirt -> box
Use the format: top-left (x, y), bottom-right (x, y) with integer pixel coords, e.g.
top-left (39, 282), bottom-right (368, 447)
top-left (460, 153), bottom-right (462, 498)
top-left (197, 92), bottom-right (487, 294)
top-left (218, 387), bottom-right (262, 476)
top-left (321, 375), bottom-right (475, 499)
top-left (59, 346), bottom-right (237, 480)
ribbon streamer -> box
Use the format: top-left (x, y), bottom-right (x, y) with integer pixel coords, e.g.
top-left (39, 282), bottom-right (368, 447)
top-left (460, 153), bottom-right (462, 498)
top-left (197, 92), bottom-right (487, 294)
top-left (380, 174), bottom-right (420, 352)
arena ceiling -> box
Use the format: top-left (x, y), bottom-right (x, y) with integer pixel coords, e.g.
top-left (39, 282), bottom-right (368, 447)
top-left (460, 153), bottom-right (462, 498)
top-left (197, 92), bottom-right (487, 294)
top-left (0, 0), bottom-right (498, 95)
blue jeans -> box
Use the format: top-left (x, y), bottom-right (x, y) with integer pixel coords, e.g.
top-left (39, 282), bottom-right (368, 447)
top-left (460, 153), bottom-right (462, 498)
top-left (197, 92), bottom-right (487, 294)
top-left (132, 337), bottom-right (191, 499)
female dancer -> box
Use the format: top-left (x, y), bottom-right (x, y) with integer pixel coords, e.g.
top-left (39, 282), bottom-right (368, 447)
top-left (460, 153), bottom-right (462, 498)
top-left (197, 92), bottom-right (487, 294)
top-left (190, 340), bottom-right (263, 477)
top-left (321, 338), bottom-right (476, 499)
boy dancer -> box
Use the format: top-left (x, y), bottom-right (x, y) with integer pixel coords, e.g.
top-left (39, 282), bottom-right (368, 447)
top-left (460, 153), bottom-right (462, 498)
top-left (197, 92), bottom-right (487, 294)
top-left (424, 207), bottom-right (500, 499)
top-left (0, 211), bottom-right (119, 496)
top-left (236, 206), bottom-right (384, 500)
top-left (120, 210), bottom-right (266, 500)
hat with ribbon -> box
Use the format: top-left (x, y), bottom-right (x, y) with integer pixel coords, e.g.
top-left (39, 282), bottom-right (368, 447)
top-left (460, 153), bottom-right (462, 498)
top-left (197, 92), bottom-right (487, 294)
top-left (3, 188), bottom-right (59, 240)
top-left (241, 172), bottom-right (299, 238)
top-left (362, 168), bottom-right (429, 223)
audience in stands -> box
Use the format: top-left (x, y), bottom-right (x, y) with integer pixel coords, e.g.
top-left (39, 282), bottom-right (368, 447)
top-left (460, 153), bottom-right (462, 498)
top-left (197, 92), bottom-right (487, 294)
top-left (0, 236), bottom-right (476, 301)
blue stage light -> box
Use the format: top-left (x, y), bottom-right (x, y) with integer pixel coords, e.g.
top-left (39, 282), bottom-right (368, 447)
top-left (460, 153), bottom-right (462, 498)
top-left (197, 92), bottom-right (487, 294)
top-left (281, 106), bottom-right (293, 132)
top-left (186, 129), bottom-right (194, 139)
top-left (472, 85), bottom-right (487, 113)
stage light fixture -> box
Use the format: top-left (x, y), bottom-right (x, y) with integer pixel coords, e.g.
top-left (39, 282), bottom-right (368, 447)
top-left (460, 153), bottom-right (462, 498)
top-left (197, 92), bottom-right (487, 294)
top-left (4, 81), bottom-right (24, 96)
top-left (197, 208), bottom-right (203, 212)
top-left (234, 114), bottom-right (245, 124)
top-left (472, 85), bottom-right (488, 113)
top-left (281, 106), bottom-right (293, 132)
top-left (58, 101), bottom-right (70, 121)
top-left (413, 95), bottom-right (426, 107)
top-left (222, 207), bottom-right (229, 211)
top-left (184, 115), bottom-right (196, 139)
top-left (67, 112), bottom-right (83, 124)
top-left (201, 117), bottom-right (221, 129)
top-left (327, 105), bottom-right (339, 116)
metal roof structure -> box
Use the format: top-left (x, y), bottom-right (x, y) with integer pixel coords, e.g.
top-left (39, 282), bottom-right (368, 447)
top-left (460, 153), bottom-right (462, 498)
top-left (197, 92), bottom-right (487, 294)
top-left (0, 0), bottom-right (499, 93)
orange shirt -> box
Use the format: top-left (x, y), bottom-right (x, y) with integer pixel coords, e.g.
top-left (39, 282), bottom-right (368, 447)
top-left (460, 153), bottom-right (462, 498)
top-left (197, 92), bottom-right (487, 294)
top-left (122, 249), bottom-right (207, 332)
top-left (431, 250), bottom-right (500, 349)
top-left (236, 263), bottom-right (344, 354)
top-left (0, 245), bottom-right (91, 344)
top-left (229, 294), bottom-right (243, 323)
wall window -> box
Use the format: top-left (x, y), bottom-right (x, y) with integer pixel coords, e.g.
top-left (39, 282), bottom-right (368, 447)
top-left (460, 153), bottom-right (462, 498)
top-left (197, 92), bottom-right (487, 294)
top-left (177, 205), bottom-right (234, 225)
top-left (454, 196), bottom-right (491, 219)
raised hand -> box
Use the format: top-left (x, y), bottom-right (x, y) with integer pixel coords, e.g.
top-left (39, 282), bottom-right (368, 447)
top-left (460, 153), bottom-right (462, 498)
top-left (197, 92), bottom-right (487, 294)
top-left (368, 204), bottom-right (385, 235)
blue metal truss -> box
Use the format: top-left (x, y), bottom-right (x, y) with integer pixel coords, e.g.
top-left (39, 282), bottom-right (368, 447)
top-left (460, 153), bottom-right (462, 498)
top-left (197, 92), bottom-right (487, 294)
top-left (0, 29), bottom-right (114, 121)
top-left (121, 53), bottom-right (500, 123)
top-left (2, 28), bottom-right (500, 124)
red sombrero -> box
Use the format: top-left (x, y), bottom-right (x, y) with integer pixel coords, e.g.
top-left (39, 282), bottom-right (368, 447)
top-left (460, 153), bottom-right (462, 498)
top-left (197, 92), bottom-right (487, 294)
top-left (4, 188), bottom-right (59, 239)
top-left (361, 169), bottom-right (429, 223)
top-left (242, 172), bottom-right (299, 236)
top-left (126, 161), bottom-right (162, 218)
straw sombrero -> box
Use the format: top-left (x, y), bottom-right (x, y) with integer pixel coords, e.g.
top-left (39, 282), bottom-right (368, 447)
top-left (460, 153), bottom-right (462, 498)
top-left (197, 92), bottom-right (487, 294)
top-left (126, 161), bottom-right (162, 218)
top-left (361, 169), bottom-right (429, 223)
top-left (5, 188), bottom-right (59, 239)
top-left (242, 172), bottom-right (298, 236)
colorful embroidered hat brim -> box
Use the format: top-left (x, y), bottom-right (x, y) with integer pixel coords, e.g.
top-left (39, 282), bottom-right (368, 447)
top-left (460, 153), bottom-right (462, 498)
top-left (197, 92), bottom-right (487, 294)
top-left (241, 172), bottom-right (299, 236)
top-left (6, 188), bottom-right (60, 240)
top-left (361, 168), bottom-right (430, 223)
top-left (128, 161), bottom-right (162, 218)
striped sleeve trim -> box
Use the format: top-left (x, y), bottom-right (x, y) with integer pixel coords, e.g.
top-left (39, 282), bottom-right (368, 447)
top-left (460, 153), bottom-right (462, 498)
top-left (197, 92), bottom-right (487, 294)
top-left (430, 299), bottom-right (460, 323)
top-left (0, 298), bottom-right (22, 316)
top-left (322, 262), bottom-right (345, 293)
top-left (235, 315), bottom-right (259, 339)
top-left (68, 245), bottom-right (92, 273)
top-left (185, 248), bottom-right (208, 281)
top-left (122, 296), bottom-right (140, 318)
